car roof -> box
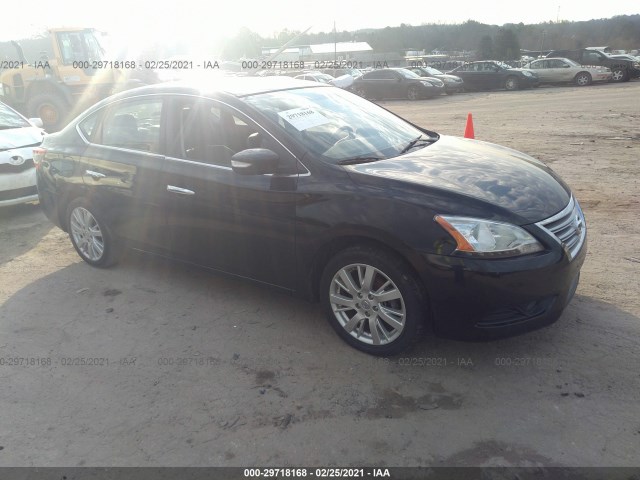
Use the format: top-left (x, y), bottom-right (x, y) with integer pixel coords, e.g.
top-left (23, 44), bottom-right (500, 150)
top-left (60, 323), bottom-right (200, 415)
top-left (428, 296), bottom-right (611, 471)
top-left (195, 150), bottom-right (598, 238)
top-left (105, 77), bottom-right (328, 102)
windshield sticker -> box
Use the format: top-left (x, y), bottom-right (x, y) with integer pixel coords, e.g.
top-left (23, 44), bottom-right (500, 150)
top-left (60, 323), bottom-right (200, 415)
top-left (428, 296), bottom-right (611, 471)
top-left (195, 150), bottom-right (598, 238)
top-left (278, 107), bottom-right (329, 131)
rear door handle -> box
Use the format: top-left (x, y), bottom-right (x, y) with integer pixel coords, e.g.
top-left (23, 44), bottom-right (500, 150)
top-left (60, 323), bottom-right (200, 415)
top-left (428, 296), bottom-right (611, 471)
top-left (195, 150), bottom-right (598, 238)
top-left (167, 185), bottom-right (195, 195)
top-left (85, 170), bottom-right (106, 180)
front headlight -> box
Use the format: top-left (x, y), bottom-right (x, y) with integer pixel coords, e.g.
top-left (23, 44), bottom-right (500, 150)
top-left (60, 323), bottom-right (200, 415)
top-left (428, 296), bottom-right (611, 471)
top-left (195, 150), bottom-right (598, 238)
top-left (435, 215), bottom-right (544, 257)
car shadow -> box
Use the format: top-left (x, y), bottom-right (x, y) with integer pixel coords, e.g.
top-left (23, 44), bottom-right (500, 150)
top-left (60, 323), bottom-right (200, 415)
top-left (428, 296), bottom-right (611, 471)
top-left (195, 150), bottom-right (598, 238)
top-left (2, 250), bottom-right (639, 466)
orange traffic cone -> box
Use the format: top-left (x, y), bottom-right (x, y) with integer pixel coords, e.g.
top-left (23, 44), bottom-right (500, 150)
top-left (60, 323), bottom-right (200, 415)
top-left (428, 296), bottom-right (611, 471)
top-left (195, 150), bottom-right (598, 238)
top-left (464, 113), bottom-right (475, 139)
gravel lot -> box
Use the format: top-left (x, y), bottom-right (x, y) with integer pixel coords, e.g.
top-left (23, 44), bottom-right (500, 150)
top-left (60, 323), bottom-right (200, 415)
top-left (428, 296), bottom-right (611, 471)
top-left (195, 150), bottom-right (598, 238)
top-left (0, 81), bottom-right (639, 467)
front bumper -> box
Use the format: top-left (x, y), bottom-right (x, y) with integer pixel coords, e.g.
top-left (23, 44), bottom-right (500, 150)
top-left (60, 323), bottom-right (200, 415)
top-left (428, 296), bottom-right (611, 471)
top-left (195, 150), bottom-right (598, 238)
top-left (418, 235), bottom-right (587, 340)
top-left (444, 82), bottom-right (464, 93)
top-left (420, 84), bottom-right (445, 97)
top-left (0, 168), bottom-right (38, 207)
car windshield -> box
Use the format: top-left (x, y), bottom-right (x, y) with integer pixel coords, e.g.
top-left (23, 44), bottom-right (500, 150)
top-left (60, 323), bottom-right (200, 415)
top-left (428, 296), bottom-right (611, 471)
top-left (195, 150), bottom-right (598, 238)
top-left (0, 103), bottom-right (30, 129)
top-left (397, 69), bottom-right (420, 79)
top-left (243, 86), bottom-right (434, 163)
top-left (316, 74), bottom-right (334, 83)
top-left (424, 67), bottom-right (444, 75)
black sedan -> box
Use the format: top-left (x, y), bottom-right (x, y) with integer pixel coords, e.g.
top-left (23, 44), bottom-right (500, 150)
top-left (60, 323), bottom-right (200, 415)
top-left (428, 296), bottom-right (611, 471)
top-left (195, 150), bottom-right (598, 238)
top-left (406, 66), bottom-right (464, 94)
top-left (36, 79), bottom-right (586, 355)
top-left (352, 68), bottom-right (444, 100)
top-left (447, 61), bottom-right (539, 91)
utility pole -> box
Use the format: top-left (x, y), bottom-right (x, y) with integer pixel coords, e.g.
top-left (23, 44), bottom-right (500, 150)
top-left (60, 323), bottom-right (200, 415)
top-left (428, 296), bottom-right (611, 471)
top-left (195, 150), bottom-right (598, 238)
top-left (334, 21), bottom-right (337, 63)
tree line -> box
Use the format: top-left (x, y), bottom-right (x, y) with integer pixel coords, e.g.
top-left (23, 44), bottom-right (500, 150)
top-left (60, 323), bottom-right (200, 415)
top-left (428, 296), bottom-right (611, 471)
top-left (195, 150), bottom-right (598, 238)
top-left (220, 15), bottom-right (640, 60)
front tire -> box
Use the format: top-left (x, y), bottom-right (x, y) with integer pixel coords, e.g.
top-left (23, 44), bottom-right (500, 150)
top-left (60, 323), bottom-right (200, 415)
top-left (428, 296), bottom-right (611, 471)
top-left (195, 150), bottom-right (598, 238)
top-left (320, 245), bottom-right (426, 355)
top-left (26, 93), bottom-right (69, 132)
top-left (575, 72), bottom-right (592, 86)
top-left (66, 199), bottom-right (119, 267)
top-left (407, 86), bottom-right (420, 100)
top-left (504, 76), bottom-right (519, 91)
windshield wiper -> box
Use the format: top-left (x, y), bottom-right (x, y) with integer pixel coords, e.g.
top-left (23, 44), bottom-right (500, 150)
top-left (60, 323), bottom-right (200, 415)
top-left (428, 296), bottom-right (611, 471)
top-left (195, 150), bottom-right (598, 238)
top-left (337, 156), bottom-right (384, 165)
top-left (400, 135), bottom-right (436, 154)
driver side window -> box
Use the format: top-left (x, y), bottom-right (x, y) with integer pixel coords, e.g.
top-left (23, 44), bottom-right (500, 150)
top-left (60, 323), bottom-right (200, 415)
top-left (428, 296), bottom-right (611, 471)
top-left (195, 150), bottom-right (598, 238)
top-left (167, 97), bottom-right (274, 168)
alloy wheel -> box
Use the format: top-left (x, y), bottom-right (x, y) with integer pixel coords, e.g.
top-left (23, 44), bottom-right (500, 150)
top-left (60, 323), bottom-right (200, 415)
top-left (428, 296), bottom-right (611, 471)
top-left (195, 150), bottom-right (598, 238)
top-left (70, 207), bottom-right (105, 262)
top-left (329, 263), bottom-right (406, 346)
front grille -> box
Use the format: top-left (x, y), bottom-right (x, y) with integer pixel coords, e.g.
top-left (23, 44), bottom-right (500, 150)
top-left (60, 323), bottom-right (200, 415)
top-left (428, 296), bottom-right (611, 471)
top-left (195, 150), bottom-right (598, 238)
top-left (0, 158), bottom-right (34, 174)
top-left (536, 196), bottom-right (586, 261)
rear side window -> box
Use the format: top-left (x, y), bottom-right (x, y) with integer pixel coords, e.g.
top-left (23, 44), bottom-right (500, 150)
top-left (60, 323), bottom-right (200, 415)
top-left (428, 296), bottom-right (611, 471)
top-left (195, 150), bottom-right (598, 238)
top-left (78, 114), bottom-right (98, 140)
top-left (97, 99), bottom-right (163, 153)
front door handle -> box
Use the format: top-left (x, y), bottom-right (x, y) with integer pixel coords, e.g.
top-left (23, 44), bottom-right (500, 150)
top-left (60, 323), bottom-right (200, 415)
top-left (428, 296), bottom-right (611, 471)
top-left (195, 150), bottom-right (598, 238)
top-left (167, 185), bottom-right (195, 195)
top-left (85, 170), bottom-right (106, 180)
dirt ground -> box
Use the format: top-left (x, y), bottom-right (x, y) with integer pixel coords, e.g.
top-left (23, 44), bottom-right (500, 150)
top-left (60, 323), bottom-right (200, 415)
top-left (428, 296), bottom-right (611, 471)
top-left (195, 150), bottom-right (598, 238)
top-left (0, 81), bottom-right (639, 467)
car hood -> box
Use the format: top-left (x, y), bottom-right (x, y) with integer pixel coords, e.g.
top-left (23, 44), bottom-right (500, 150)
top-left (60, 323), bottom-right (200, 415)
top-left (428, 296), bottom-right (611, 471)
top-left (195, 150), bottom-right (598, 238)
top-left (348, 135), bottom-right (571, 223)
top-left (435, 74), bottom-right (462, 81)
top-left (0, 126), bottom-right (44, 151)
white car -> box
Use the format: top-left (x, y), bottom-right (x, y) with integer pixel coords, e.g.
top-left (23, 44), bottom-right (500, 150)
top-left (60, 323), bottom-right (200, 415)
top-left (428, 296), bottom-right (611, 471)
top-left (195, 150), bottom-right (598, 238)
top-left (0, 101), bottom-right (45, 207)
top-left (525, 57), bottom-right (612, 86)
top-left (294, 71), bottom-right (354, 89)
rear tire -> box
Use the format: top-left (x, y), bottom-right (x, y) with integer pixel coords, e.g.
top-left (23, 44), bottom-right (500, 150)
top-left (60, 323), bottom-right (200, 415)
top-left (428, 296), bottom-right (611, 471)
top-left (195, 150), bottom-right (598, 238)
top-left (611, 68), bottom-right (628, 82)
top-left (353, 86), bottom-right (367, 98)
top-left (320, 245), bottom-right (426, 356)
top-left (66, 198), bottom-right (119, 268)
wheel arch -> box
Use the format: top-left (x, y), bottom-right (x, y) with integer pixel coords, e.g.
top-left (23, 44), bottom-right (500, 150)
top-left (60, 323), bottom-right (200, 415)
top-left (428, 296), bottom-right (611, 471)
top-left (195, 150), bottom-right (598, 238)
top-left (56, 187), bottom-right (92, 232)
top-left (574, 71), bottom-right (592, 82)
top-left (504, 75), bottom-right (519, 90)
top-left (307, 233), bottom-right (429, 306)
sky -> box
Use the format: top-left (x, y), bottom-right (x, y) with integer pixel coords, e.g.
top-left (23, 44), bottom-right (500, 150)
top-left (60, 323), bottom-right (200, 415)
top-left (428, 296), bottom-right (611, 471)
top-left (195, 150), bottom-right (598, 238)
top-left (3, 0), bottom-right (638, 45)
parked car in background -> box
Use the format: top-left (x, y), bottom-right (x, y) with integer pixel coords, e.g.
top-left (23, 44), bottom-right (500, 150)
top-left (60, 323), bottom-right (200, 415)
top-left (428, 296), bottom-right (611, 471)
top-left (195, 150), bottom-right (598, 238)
top-left (36, 78), bottom-right (586, 355)
top-left (352, 68), bottom-right (444, 100)
top-left (447, 61), bottom-right (538, 91)
top-left (525, 58), bottom-right (612, 86)
top-left (294, 71), bottom-right (354, 90)
top-left (320, 67), bottom-right (363, 80)
top-left (294, 72), bottom-right (335, 84)
top-left (546, 49), bottom-right (638, 82)
top-left (0, 101), bottom-right (45, 207)
top-left (406, 66), bottom-right (464, 94)
top-left (609, 55), bottom-right (640, 78)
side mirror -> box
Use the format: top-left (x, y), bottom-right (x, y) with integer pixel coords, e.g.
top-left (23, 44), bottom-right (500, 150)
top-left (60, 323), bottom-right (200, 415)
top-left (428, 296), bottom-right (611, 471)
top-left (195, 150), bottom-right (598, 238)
top-left (563, 64), bottom-right (571, 68)
top-left (231, 148), bottom-right (279, 175)
top-left (29, 118), bottom-right (44, 128)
